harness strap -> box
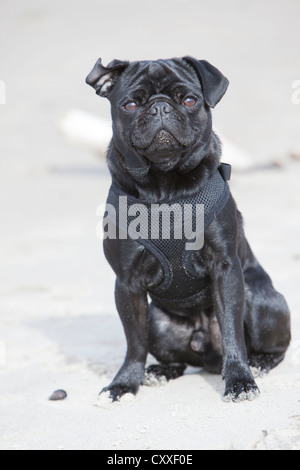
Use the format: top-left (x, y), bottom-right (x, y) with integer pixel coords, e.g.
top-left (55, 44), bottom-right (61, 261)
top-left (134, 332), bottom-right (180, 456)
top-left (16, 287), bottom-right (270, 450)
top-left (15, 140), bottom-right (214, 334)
top-left (104, 164), bottom-right (231, 300)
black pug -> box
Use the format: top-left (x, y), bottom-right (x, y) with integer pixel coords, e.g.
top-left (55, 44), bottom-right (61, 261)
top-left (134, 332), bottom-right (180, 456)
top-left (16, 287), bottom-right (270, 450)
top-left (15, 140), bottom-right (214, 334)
top-left (86, 57), bottom-right (291, 402)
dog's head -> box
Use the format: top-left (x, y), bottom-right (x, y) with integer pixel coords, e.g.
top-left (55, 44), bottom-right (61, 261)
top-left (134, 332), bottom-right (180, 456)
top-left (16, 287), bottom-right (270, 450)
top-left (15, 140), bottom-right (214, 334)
top-left (86, 57), bottom-right (229, 172)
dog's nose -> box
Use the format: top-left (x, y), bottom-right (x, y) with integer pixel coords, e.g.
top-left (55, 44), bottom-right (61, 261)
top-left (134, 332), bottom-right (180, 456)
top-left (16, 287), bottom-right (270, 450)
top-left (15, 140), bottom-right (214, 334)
top-left (149, 101), bottom-right (172, 117)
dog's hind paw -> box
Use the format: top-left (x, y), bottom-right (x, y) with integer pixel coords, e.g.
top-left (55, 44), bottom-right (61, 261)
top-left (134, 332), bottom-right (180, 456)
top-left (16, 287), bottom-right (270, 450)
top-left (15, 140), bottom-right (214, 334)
top-left (249, 352), bottom-right (285, 373)
top-left (144, 364), bottom-right (186, 385)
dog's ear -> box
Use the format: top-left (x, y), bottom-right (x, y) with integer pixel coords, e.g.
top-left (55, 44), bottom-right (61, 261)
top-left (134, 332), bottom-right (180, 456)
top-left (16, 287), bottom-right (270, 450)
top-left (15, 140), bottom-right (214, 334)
top-left (86, 58), bottom-right (129, 98)
top-left (183, 56), bottom-right (229, 108)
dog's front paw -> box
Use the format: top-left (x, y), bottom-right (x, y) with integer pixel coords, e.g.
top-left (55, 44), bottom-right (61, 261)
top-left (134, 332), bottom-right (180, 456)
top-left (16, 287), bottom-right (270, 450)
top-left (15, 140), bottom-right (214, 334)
top-left (100, 361), bottom-right (145, 402)
top-left (100, 382), bottom-right (138, 402)
top-left (223, 361), bottom-right (260, 402)
top-left (224, 378), bottom-right (260, 402)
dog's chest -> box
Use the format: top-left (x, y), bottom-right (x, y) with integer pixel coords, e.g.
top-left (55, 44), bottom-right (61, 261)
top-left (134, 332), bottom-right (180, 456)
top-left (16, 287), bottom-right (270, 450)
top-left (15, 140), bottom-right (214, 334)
top-left (105, 166), bottom-right (230, 303)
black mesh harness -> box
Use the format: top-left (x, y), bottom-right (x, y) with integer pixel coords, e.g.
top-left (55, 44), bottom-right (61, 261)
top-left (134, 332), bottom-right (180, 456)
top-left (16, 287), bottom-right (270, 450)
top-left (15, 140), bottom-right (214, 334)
top-left (105, 163), bottom-right (231, 303)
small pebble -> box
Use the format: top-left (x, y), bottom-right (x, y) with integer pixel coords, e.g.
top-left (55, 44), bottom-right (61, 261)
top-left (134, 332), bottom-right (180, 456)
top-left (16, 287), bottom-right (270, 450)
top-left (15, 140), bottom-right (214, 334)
top-left (49, 389), bottom-right (67, 401)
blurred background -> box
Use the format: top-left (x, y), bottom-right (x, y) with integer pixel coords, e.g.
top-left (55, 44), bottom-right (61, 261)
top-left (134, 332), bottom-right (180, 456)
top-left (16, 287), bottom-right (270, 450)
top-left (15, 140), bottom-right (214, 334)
top-left (0, 0), bottom-right (300, 450)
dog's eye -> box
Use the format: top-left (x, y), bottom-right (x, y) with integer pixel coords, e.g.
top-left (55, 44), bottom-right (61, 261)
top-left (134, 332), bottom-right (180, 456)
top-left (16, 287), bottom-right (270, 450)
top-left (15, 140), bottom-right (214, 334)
top-left (183, 97), bottom-right (197, 107)
top-left (124, 102), bottom-right (138, 111)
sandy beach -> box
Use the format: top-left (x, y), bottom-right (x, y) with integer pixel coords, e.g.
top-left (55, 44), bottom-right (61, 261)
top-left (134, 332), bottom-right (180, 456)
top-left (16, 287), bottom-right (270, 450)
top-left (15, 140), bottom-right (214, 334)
top-left (0, 0), bottom-right (300, 450)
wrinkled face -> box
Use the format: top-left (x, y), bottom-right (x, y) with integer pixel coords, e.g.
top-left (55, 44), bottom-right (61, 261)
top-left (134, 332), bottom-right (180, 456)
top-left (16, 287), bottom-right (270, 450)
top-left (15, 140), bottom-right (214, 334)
top-left (111, 61), bottom-right (207, 164)
top-left (86, 57), bottom-right (229, 172)
top-left (110, 60), bottom-right (208, 169)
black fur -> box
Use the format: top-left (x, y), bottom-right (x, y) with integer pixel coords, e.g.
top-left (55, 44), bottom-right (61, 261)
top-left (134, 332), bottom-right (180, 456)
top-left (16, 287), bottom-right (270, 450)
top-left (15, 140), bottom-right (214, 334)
top-left (86, 57), bottom-right (291, 402)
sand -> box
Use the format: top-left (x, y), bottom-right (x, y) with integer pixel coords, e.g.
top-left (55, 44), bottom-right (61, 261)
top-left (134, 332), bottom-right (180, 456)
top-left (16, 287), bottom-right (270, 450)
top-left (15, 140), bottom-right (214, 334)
top-left (0, 0), bottom-right (300, 451)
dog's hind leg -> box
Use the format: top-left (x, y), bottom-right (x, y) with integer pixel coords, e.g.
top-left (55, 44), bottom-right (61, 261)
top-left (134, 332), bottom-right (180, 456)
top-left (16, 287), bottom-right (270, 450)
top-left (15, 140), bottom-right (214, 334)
top-left (244, 262), bottom-right (291, 372)
top-left (146, 302), bottom-right (205, 381)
